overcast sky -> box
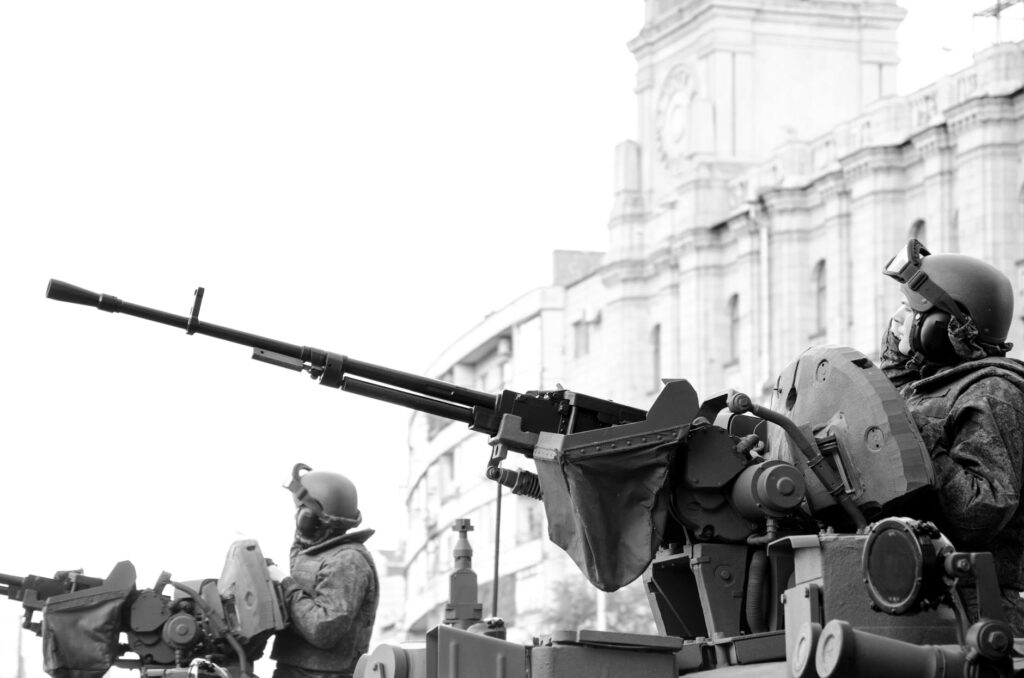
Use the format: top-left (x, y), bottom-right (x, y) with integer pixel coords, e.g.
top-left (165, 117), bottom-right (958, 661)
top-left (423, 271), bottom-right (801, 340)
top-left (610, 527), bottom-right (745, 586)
top-left (1, 1), bottom-right (1020, 676)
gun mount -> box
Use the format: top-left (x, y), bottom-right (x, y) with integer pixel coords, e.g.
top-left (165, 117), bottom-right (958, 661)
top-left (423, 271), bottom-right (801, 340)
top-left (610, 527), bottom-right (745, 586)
top-left (46, 280), bottom-right (1024, 677)
top-left (3, 540), bottom-right (287, 678)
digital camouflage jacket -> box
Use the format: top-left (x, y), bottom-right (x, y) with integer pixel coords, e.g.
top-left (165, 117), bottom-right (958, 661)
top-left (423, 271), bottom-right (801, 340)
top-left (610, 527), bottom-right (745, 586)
top-left (271, 529), bottom-right (379, 678)
top-left (898, 357), bottom-right (1024, 585)
top-left (881, 342), bottom-right (1024, 632)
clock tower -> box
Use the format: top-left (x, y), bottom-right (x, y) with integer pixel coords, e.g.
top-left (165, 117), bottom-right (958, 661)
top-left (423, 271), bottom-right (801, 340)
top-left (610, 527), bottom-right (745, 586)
top-left (608, 0), bottom-right (906, 260)
top-left (601, 0), bottom-right (906, 396)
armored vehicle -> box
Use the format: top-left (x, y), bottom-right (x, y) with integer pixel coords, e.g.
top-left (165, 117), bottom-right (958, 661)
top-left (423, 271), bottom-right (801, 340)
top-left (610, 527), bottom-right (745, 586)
top-left (33, 280), bottom-right (1024, 678)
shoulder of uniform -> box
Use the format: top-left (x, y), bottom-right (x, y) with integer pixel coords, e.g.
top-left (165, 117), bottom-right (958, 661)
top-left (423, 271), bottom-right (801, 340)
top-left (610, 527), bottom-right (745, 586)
top-left (961, 371), bottom-right (1024, 415)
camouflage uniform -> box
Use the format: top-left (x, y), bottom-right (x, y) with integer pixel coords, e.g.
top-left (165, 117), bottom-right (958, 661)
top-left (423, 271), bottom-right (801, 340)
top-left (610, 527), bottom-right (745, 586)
top-left (881, 333), bottom-right (1024, 633)
top-left (271, 529), bottom-right (379, 678)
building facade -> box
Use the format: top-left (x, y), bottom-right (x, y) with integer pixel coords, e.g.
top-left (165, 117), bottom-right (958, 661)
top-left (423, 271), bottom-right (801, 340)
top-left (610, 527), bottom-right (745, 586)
top-left (397, 0), bottom-right (1024, 641)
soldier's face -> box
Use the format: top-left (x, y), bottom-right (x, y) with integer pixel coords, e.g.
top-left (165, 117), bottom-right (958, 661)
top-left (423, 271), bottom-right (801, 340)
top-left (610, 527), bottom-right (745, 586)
top-left (890, 302), bottom-right (915, 356)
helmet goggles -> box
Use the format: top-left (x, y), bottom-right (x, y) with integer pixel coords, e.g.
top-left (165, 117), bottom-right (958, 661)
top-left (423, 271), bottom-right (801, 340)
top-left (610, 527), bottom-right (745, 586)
top-left (883, 239), bottom-right (968, 324)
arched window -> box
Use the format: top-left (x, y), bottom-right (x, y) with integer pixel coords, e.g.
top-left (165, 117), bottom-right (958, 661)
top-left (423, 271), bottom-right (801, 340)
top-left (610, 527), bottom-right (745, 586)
top-left (727, 294), bottom-right (740, 363)
top-left (812, 260), bottom-right (827, 336)
top-left (909, 218), bottom-right (927, 244)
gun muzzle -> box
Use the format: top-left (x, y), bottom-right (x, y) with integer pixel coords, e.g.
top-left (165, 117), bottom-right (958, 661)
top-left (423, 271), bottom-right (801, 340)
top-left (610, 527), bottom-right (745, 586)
top-left (47, 279), bottom-right (125, 313)
top-left (46, 279), bottom-right (103, 307)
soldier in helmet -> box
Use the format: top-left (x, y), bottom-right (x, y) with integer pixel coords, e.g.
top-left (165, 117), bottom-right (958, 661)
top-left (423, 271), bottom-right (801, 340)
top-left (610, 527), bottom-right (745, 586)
top-left (881, 239), bottom-right (1024, 632)
top-left (267, 463), bottom-right (380, 678)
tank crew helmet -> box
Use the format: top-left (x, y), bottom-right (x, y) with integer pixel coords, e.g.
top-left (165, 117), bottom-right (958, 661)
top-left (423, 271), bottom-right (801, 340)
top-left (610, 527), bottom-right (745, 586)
top-left (285, 463), bottom-right (362, 538)
top-left (883, 239), bottom-right (1014, 364)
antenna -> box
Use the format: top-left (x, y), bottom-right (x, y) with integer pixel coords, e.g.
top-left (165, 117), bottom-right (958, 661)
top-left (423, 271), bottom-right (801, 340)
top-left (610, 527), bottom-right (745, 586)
top-left (974, 0), bottom-right (1024, 44)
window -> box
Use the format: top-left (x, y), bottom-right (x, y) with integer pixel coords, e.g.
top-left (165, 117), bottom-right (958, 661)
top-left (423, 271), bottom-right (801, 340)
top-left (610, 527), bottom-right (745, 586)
top-left (426, 537), bottom-right (440, 579)
top-left (727, 295), bottom-right (740, 364)
top-left (812, 260), bottom-right (827, 337)
top-left (860, 121), bottom-right (872, 146)
top-left (439, 450), bottom-right (456, 503)
top-left (516, 497), bottom-right (544, 545)
top-left (515, 565), bottom-right (545, 614)
top-left (573, 320), bottom-right (590, 358)
top-left (650, 324), bottom-right (662, 391)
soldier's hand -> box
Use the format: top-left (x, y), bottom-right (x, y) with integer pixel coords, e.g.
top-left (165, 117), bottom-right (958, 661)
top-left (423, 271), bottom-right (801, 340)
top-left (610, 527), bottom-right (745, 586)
top-left (267, 564), bottom-right (287, 583)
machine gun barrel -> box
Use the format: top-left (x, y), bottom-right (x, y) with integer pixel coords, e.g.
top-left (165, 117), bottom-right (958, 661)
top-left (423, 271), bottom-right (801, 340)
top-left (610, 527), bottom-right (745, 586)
top-left (0, 571), bottom-right (105, 602)
top-left (0, 573), bottom-right (23, 598)
top-left (0, 573), bottom-right (24, 588)
top-left (1, 568), bottom-right (105, 635)
top-left (47, 280), bottom-right (649, 449)
top-left (46, 279), bottom-right (499, 426)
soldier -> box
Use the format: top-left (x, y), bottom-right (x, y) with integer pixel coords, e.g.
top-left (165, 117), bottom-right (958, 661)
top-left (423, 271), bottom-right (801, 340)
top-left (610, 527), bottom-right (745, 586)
top-left (881, 239), bottom-right (1024, 633)
top-left (267, 464), bottom-right (380, 678)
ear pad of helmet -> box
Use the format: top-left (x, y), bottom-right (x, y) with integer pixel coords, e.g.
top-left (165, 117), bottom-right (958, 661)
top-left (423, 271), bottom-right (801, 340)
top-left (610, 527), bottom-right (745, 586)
top-left (296, 507), bottom-right (321, 538)
top-left (911, 311), bottom-right (957, 364)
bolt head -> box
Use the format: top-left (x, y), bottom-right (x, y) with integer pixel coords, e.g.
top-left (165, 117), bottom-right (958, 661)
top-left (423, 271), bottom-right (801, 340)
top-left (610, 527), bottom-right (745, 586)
top-left (985, 628), bottom-right (1010, 651)
top-left (776, 477), bottom-right (796, 496)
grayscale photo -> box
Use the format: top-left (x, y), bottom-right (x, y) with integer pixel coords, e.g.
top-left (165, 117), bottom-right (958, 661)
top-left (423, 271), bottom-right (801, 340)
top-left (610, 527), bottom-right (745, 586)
top-left (2, 1), bottom-right (1024, 678)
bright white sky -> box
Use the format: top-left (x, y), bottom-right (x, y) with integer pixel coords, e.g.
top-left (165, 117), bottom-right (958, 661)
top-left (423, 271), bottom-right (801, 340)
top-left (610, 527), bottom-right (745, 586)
top-left (0, 1), bottom-right (1019, 676)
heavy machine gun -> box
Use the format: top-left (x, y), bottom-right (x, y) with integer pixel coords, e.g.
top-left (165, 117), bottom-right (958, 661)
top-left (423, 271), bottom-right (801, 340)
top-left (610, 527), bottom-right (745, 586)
top-left (44, 279), bottom-right (646, 448)
top-left (2, 540), bottom-right (287, 678)
top-left (46, 280), bottom-right (1024, 678)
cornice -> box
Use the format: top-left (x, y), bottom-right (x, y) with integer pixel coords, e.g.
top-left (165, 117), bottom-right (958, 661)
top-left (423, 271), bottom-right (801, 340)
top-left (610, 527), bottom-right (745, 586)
top-left (839, 144), bottom-right (905, 183)
top-left (630, 0), bottom-right (904, 54)
top-left (815, 168), bottom-right (849, 202)
top-left (759, 185), bottom-right (811, 214)
top-left (946, 94), bottom-right (1019, 139)
top-left (600, 257), bottom-right (649, 288)
top-left (909, 124), bottom-right (952, 158)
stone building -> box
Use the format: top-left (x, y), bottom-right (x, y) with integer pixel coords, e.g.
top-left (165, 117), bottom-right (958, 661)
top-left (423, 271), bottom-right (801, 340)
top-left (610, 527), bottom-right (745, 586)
top-left (397, 0), bottom-right (1024, 641)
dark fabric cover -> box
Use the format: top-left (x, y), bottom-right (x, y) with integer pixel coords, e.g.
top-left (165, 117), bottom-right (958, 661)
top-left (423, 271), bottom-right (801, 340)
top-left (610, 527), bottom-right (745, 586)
top-left (532, 380), bottom-right (699, 592)
top-left (535, 437), bottom-right (676, 592)
top-left (42, 588), bottom-right (130, 678)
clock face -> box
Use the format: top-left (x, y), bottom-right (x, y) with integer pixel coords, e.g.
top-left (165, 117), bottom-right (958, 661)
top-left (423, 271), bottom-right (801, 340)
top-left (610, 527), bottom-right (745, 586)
top-left (655, 67), bottom-right (695, 169)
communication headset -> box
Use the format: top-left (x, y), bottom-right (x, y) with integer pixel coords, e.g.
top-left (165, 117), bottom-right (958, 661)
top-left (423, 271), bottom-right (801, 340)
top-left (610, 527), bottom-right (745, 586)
top-left (885, 240), bottom-right (967, 365)
top-left (909, 310), bottom-right (958, 365)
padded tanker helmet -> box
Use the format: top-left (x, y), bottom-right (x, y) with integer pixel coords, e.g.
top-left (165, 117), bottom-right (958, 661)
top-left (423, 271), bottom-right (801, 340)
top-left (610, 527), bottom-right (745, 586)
top-left (883, 239), bottom-right (1014, 362)
top-left (286, 463), bottom-right (362, 537)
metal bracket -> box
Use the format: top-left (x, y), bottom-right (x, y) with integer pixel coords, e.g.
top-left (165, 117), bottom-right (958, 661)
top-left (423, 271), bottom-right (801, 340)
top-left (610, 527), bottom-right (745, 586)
top-left (487, 414), bottom-right (539, 454)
